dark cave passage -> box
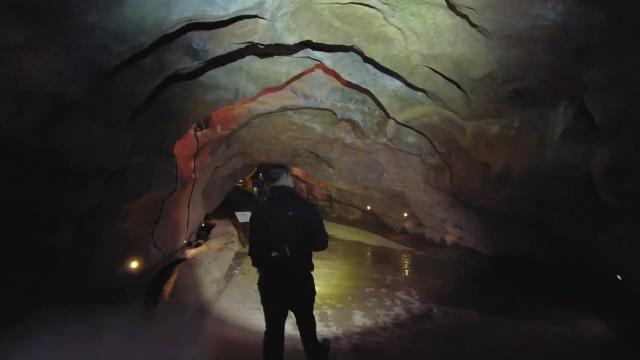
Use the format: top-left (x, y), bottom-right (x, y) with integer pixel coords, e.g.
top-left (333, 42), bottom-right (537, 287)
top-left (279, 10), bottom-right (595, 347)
top-left (3, 0), bottom-right (640, 359)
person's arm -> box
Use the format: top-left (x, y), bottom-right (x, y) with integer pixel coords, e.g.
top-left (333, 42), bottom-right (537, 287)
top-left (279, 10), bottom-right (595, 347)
top-left (308, 203), bottom-right (329, 251)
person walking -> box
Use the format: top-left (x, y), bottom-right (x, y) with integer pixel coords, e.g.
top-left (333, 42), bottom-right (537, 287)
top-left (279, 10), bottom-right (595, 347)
top-left (248, 164), bottom-right (330, 360)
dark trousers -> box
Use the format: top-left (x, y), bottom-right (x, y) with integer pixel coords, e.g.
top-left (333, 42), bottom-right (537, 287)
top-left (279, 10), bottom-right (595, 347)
top-left (258, 271), bottom-right (321, 360)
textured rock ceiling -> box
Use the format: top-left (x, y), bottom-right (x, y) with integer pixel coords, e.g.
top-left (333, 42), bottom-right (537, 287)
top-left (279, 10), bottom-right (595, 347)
top-left (105, 0), bottom-right (612, 255)
top-left (3, 0), bottom-right (639, 285)
top-left (109, 1), bottom-right (634, 257)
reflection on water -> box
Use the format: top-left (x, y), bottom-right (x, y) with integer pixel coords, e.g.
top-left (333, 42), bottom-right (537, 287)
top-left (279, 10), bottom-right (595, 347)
top-left (310, 238), bottom-right (429, 335)
top-left (209, 232), bottom-right (610, 346)
top-left (209, 236), bottom-right (433, 337)
top-left (200, 228), bottom-right (620, 359)
top-left (400, 253), bottom-right (411, 279)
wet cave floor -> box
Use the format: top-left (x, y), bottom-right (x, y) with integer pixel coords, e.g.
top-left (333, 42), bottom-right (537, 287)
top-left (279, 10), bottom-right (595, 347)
top-left (3, 221), bottom-right (636, 360)
top-left (167, 220), bottom-right (633, 360)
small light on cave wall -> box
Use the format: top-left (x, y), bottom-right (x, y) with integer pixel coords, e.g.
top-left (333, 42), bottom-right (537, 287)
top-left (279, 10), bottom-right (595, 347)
top-left (616, 274), bottom-right (623, 281)
top-left (366, 205), bottom-right (372, 211)
top-left (403, 212), bottom-right (409, 218)
top-left (127, 258), bottom-right (141, 272)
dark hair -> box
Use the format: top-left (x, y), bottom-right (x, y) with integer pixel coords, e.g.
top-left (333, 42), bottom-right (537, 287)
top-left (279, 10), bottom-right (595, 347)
top-left (264, 164), bottom-right (291, 184)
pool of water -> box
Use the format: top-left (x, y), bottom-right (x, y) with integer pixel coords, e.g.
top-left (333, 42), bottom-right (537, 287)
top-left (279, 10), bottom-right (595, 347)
top-left (208, 233), bottom-right (624, 358)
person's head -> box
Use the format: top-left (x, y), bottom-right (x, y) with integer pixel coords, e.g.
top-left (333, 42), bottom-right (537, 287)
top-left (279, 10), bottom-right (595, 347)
top-left (265, 164), bottom-right (293, 187)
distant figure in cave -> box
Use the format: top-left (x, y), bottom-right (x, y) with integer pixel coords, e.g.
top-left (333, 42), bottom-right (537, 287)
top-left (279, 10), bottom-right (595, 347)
top-left (248, 164), bottom-right (330, 360)
top-left (255, 171), bottom-right (266, 198)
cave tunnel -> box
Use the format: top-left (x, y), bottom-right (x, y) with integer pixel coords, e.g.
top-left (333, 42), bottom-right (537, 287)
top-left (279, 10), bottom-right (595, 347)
top-left (2, 0), bottom-right (640, 359)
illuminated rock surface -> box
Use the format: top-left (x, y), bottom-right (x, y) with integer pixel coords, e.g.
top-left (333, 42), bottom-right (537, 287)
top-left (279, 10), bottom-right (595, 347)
top-left (4, 0), bottom-right (638, 262)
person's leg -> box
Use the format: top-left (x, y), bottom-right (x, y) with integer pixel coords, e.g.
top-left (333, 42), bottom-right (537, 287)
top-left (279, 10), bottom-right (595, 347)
top-left (259, 275), bottom-right (289, 360)
top-left (290, 273), bottom-right (327, 360)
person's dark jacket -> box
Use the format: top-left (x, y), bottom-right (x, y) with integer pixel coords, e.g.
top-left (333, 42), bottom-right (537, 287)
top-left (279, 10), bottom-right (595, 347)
top-left (248, 185), bottom-right (328, 274)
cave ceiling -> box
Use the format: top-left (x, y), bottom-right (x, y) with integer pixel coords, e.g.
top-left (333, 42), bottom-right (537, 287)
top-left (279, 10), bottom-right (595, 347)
top-left (4, 0), bottom-right (637, 257)
top-left (103, 3), bottom-right (606, 201)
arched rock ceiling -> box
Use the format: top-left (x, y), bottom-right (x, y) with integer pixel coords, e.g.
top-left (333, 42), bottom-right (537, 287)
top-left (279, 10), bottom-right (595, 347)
top-left (6, 0), bottom-right (635, 266)
top-left (95, 0), bottom-right (628, 257)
